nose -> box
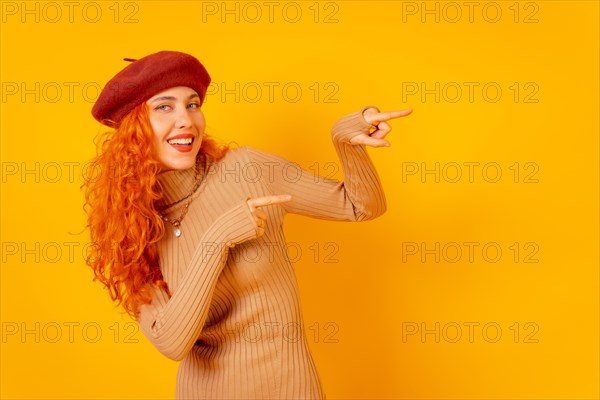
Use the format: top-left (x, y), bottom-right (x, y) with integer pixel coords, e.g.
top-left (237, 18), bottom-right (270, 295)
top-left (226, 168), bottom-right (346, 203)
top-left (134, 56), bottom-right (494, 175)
top-left (174, 106), bottom-right (192, 128)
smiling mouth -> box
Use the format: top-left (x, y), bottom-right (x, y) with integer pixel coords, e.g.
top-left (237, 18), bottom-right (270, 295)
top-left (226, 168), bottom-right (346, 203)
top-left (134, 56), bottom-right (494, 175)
top-left (167, 136), bottom-right (194, 152)
top-left (167, 137), bottom-right (193, 145)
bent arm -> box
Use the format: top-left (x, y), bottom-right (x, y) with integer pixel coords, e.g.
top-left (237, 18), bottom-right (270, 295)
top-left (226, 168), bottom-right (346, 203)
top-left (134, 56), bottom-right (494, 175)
top-left (245, 106), bottom-right (387, 221)
top-left (136, 199), bottom-right (257, 361)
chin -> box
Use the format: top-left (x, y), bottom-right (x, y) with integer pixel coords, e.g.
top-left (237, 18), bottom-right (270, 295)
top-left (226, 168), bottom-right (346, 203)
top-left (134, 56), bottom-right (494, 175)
top-left (160, 155), bottom-right (198, 171)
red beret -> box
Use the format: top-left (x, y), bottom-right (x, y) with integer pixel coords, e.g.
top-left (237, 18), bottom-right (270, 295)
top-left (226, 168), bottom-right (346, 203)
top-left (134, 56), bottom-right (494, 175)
top-left (92, 50), bottom-right (211, 127)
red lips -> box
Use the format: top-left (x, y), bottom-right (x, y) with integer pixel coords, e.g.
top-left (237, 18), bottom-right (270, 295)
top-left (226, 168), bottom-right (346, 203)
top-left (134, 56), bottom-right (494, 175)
top-left (166, 133), bottom-right (195, 153)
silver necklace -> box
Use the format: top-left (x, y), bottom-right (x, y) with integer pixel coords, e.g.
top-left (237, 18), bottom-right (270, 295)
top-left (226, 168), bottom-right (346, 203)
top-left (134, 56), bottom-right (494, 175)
top-left (159, 156), bottom-right (207, 238)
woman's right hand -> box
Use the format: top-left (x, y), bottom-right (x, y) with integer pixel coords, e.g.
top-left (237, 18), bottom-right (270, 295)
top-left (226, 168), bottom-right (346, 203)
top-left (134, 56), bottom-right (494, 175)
top-left (246, 194), bottom-right (292, 237)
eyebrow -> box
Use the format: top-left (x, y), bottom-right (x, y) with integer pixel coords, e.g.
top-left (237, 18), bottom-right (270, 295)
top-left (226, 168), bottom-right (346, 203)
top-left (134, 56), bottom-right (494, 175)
top-left (149, 93), bottom-right (200, 103)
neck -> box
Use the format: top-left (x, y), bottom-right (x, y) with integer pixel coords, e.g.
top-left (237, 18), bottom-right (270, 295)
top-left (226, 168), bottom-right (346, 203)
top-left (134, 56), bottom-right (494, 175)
top-left (155, 153), bottom-right (206, 209)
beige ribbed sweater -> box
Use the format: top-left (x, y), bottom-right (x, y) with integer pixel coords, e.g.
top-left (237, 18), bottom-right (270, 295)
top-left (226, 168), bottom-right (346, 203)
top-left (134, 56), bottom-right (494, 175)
top-left (137, 107), bottom-right (387, 399)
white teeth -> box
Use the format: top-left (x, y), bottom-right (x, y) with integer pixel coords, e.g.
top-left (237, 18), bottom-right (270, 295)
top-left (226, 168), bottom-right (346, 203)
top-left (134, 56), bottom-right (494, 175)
top-left (168, 138), bottom-right (193, 145)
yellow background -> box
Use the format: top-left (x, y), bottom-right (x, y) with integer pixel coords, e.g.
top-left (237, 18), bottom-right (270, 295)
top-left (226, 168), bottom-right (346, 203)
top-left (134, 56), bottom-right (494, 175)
top-left (1, 1), bottom-right (598, 399)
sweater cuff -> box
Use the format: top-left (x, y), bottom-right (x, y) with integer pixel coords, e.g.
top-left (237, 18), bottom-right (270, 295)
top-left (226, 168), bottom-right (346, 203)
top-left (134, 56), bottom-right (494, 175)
top-left (221, 197), bottom-right (259, 248)
top-left (331, 105), bottom-right (381, 143)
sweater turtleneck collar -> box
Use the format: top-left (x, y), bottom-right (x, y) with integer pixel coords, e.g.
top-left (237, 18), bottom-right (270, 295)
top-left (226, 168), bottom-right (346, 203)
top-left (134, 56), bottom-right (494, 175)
top-left (155, 153), bottom-right (209, 209)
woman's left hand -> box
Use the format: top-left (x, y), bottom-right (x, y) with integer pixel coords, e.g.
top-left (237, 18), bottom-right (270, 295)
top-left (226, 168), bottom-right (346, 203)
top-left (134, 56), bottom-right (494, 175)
top-left (350, 108), bottom-right (413, 148)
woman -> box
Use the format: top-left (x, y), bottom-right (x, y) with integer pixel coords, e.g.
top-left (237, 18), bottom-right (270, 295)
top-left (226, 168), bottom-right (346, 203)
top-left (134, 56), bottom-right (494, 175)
top-left (83, 50), bottom-right (411, 399)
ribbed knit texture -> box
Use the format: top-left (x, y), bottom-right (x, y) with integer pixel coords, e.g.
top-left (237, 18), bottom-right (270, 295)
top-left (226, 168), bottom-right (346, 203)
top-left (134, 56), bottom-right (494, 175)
top-left (137, 107), bottom-right (387, 399)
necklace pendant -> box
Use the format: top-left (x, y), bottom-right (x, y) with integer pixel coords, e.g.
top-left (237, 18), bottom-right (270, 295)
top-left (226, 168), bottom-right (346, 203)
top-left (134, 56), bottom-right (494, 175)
top-left (174, 227), bottom-right (182, 238)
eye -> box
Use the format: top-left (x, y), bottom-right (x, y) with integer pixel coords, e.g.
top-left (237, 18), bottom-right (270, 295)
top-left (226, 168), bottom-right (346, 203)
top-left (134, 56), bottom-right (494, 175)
top-left (154, 104), bottom-right (172, 112)
top-left (187, 102), bottom-right (201, 110)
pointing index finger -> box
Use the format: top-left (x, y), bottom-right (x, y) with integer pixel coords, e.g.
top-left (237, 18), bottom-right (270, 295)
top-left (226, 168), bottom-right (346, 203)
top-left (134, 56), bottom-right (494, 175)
top-left (364, 108), bottom-right (413, 125)
top-left (251, 194), bottom-right (293, 208)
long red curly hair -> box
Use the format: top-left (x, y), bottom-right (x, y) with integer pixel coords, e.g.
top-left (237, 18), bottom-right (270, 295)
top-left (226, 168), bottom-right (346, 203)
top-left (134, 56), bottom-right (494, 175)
top-left (82, 102), bottom-right (229, 319)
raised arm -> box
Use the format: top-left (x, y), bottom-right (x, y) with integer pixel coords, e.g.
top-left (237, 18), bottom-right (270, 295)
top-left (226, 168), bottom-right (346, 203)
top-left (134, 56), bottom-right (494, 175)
top-left (245, 106), bottom-right (411, 221)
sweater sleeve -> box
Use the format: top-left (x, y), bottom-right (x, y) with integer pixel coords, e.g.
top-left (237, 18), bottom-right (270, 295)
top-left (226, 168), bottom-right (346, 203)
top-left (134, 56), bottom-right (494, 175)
top-left (136, 198), bottom-right (258, 361)
top-left (245, 106), bottom-right (387, 221)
